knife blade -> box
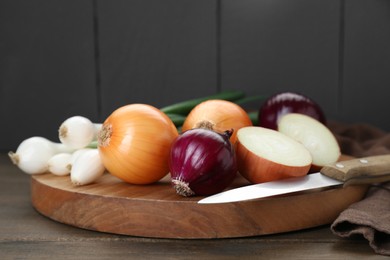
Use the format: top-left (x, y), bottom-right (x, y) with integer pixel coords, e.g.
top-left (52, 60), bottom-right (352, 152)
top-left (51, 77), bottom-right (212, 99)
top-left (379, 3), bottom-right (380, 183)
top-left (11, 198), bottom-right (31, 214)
top-left (198, 154), bottom-right (390, 204)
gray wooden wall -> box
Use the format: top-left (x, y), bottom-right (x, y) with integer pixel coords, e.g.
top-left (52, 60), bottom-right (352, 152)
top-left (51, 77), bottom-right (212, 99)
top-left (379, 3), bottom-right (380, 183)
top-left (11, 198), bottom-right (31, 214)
top-left (1, 0), bottom-right (389, 151)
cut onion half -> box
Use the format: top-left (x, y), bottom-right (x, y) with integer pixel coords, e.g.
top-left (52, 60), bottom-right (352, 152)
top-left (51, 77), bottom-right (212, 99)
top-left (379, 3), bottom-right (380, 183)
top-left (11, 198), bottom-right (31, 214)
top-left (278, 113), bottom-right (341, 169)
top-left (236, 126), bottom-right (312, 184)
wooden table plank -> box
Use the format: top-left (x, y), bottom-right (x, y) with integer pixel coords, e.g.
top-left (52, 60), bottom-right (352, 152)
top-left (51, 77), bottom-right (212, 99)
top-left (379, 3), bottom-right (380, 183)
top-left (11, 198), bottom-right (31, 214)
top-left (341, 0), bottom-right (390, 131)
top-left (96, 0), bottom-right (219, 118)
top-left (0, 154), bottom-right (386, 259)
top-left (220, 0), bottom-right (340, 117)
top-left (0, 0), bottom-right (99, 151)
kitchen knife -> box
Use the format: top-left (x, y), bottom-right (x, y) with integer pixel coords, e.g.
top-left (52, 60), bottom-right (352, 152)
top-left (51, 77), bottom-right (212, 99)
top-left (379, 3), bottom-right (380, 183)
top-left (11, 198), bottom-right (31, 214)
top-left (198, 154), bottom-right (390, 204)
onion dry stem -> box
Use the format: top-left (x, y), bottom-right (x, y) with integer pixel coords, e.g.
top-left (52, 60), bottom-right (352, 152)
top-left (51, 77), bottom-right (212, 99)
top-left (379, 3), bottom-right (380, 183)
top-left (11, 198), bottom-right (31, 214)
top-left (98, 124), bottom-right (112, 147)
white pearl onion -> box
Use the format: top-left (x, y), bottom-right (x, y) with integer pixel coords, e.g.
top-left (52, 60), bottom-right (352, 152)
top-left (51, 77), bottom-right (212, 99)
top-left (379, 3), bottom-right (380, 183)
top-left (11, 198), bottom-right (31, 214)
top-left (71, 149), bottom-right (105, 186)
top-left (48, 153), bottom-right (72, 176)
top-left (58, 116), bottom-right (101, 149)
top-left (8, 136), bottom-right (74, 175)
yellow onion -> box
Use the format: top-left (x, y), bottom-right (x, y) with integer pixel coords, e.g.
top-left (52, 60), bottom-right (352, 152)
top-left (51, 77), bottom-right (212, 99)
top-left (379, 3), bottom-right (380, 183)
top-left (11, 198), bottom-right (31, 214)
top-left (97, 104), bottom-right (178, 184)
top-left (181, 99), bottom-right (252, 143)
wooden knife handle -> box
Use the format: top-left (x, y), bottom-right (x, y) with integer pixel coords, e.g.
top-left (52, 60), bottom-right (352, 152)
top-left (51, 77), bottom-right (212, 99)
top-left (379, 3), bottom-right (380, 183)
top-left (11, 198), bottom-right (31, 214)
top-left (320, 154), bottom-right (390, 185)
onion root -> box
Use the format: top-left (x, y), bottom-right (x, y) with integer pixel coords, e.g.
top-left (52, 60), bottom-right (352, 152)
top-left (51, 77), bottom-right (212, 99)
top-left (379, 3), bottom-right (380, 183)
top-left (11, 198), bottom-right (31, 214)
top-left (172, 179), bottom-right (195, 197)
top-left (8, 152), bottom-right (19, 165)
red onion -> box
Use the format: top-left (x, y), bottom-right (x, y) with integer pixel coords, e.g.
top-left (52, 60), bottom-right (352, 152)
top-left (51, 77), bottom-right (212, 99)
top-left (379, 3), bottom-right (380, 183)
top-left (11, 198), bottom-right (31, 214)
top-left (258, 92), bottom-right (326, 130)
top-left (169, 128), bottom-right (237, 197)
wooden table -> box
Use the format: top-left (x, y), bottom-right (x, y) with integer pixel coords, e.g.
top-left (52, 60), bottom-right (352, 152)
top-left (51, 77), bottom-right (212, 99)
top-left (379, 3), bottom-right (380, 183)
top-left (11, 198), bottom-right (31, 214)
top-left (0, 153), bottom-right (387, 259)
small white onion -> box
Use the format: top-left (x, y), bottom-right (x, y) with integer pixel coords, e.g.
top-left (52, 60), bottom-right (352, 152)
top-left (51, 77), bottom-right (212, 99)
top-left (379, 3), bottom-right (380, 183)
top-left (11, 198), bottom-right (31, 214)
top-left (48, 153), bottom-right (72, 176)
top-left (71, 149), bottom-right (105, 186)
top-left (59, 116), bottom-right (102, 149)
top-left (8, 136), bottom-right (74, 175)
top-left (70, 148), bottom-right (93, 166)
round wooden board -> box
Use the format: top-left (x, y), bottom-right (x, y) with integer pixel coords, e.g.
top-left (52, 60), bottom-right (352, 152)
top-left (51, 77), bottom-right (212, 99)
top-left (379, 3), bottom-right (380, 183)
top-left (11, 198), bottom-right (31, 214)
top-left (31, 159), bottom-right (368, 239)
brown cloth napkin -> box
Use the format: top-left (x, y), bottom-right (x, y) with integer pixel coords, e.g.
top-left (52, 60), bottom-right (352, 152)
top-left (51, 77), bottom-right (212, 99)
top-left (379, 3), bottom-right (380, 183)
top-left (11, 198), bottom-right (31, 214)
top-left (328, 121), bottom-right (390, 256)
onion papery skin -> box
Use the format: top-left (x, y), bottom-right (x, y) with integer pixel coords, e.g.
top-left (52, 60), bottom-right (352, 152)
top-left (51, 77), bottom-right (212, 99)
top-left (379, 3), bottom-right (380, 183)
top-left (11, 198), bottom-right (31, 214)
top-left (169, 128), bottom-right (237, 197)
top-left (181, 99), bottom-right (252, 144)
top-left (236, 144), bottom-right (311, 183)
top-left (98, 104), bottom-right (178, 184)
top-left (258, 92), bottom-right (326, 130)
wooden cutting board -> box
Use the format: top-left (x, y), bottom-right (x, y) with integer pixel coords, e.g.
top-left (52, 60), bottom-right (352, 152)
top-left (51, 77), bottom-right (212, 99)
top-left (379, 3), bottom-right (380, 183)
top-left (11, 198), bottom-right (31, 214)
top-left (31, 156), bottom-right (368, 239)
